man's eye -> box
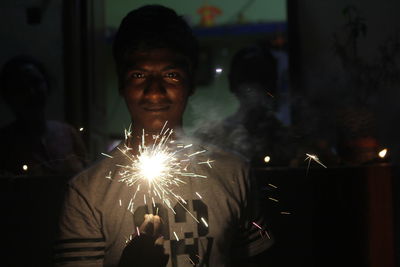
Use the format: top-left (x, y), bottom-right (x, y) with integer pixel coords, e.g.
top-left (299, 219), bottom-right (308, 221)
top-left (131, 73), bottom-right (145, 79)
top-left (165, 72), bottom-right (179, 79)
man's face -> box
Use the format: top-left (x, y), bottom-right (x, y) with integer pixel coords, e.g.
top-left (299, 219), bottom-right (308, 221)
top-left (120, 48), bottom-right (192, 134)
top-left (5, 64), bottom-right (48, 121)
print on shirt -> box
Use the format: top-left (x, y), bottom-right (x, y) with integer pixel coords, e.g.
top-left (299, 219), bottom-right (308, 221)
top-left (133, 199), bottom-right (213, 266)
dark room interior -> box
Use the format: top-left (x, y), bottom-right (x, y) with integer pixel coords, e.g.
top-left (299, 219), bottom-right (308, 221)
top-left (1, 1), bottom-right (400, 266)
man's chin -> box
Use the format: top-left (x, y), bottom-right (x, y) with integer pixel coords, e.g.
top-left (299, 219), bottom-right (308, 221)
top-left (135, 119), bottom-right (179, 134)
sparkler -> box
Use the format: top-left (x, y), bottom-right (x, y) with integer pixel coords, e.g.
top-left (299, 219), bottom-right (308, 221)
top-left (305, 153), bottom-right (327, 175)
top-left (106, 122), bottom-right (212, 224)
top-left (252, 221), bottom-right (271, 239)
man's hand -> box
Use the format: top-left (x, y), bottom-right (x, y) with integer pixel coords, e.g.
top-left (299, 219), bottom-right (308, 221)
top-left (118, 214), bottom-right (169, 267)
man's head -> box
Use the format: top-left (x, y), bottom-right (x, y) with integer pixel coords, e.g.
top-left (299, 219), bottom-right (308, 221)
top-left (228, 44), bottom-right (277, 111)
top-left (113, 5), bottom-right (198, 133)
top-left (0, 56), bottom-right (49, 121)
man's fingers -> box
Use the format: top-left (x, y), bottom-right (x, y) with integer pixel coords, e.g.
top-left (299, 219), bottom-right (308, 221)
top-left (139, 214), bottom-right (163, 237)
top-left (154, 235), bottom-right (165, 246)
top-left (153, 215), bottom-right (162, 237)
top-left (139, 214), bottom-right (153, 235)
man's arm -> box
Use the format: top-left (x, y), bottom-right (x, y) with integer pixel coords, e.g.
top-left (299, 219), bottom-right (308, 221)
top-left (54, 184), bottom-right (105, 266)
top-left (231, 164), bottom-right (274, 264)
top-left (232, 244), bottom-right (277, 267)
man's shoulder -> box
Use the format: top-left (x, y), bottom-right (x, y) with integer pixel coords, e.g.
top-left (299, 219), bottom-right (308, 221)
top-left (68, 144), bottom-right (124, 191)
top-left (206, 143), bottom-right (247, 164)
top-left (193, 140), bottom-right (250, 175)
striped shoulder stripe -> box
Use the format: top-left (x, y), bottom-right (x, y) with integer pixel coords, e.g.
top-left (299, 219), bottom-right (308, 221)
top-left (55, 238), bottom-right (105, 244)
top-left (54, 255), bottom-right (104, 263)
top-left (54, 246), bottom-right (105, 254)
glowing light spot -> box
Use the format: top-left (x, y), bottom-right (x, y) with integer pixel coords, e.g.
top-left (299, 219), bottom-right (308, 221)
top-left (173, 231), bottom-right (179, 241)
top-left (22, 165), bottom-right (28, 171)
top-left (101, 152), bottom-right (113, 158)
top-left (215, 68), bottom-right (223, 74)
top-left (268, 183), bottom-right (277, 189)
top-left (378, 148), bottom-right (387, 158)
top-left (264, 156), bottom-right (271, 163)
top-left (138, 152), bottom-right (168, 182)
top-left (201, 217), bottom-right (208, 227)
top-left (268, 197), bottom-right (279, 202)
top-left (114, 122), bottom-right (211, 224)
top-left (252, 222), bottom-right (262, 230)
top-left (79, 127), bottom-right (84, 132)
top-left (188, 257), bottom-right (195, 265)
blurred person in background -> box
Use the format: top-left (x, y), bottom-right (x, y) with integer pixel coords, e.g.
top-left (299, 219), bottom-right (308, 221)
top-left (0, 55), bottom-right (87, 176)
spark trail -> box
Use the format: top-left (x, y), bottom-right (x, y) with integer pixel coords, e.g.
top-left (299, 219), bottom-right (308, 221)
top-left (107, 122), bottom-right (211, 224)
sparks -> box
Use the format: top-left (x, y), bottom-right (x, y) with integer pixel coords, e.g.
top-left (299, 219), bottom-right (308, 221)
top-left (188, 150), bottom-right (206, 157)
top-left (266, 91), bottom-right (274, 98)
top-left (268, 197), bottom-right (279, 202)
top-left (198, 159), bottom-right (215, 168)
top-left (305, 153), bottom-right (327, 175)
top-left (136, 226), bottom-right (140, 236)
top-left (195, 192), bottom-right (202, 199)
top-left (252, 221), bottom-right (262, 230)
top-left (252, 222), bottom-right (270, 239)
top-left (101, 152), bottom-right (113, 159)
top-left (188, 257), bottom-right (195, 265)
top-left (305, 153), bottom-right (327, 168)
top-left (268, 183), bottom-right (277, 189)
top-left (201, 217), bottom-right (209, 228)
top-left (113, 122), bottom-right (211, 224)
top-left (173, 231), bottom-right (179, 241)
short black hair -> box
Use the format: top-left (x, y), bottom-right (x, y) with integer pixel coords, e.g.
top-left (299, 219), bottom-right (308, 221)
top-left (113, 5), bottom-right (199, 78)
top-left (0, 55), bottom-right (49, 102)
top-left (229, 44), bottom-right (277, 95)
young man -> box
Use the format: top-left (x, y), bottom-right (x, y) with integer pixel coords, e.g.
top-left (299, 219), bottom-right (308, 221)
top-left (55, 5), bottom-right (272, 267)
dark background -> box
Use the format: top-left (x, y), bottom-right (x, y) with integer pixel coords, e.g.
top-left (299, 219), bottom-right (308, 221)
top-left (1, 1), bottom-right (400, 266)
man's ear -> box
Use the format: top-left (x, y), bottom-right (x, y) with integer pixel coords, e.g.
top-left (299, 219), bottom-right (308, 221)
top-left (119, 85), bottom-right (124, 96)
top-left (188, 73), bottom-right (196, 96)
top-left (188, 85), bottom-right (195, 96)
top-left (118, 75), bottom-right (125, 96)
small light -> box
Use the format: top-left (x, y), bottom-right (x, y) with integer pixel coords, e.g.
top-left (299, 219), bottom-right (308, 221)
top-left (215, 68), bottom-right (223, 74)
top-left (264, 156), bottom-right (271, 163)
top-left (201, 217), bottom-right (209, 227)
top-left (79, 127), bottom-right (84, 132)
top-left (378, 148), bottom-right (387, 158)
top-left (22, 165), bottom-right (28, 171)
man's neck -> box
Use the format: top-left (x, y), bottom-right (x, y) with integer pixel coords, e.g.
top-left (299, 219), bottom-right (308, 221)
top-left (127, 126), bottom-right (185, 154)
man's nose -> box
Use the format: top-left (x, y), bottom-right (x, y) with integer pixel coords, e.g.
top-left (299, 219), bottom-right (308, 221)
top-left (144, 75), bottom-right (167, 96)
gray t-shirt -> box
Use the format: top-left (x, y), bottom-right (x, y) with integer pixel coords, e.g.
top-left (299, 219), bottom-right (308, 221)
top-left (55, 141), bottom-right (272, 266)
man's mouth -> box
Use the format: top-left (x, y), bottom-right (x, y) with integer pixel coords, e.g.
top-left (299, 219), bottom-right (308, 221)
top-left (143, 105), bottom-right (170, 112)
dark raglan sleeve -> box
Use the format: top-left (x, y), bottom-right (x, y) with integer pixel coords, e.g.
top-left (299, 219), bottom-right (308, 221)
top-left (231, 163), bottom-right (274, 258)
top-left (54, 183), bottom-right (105, 266)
